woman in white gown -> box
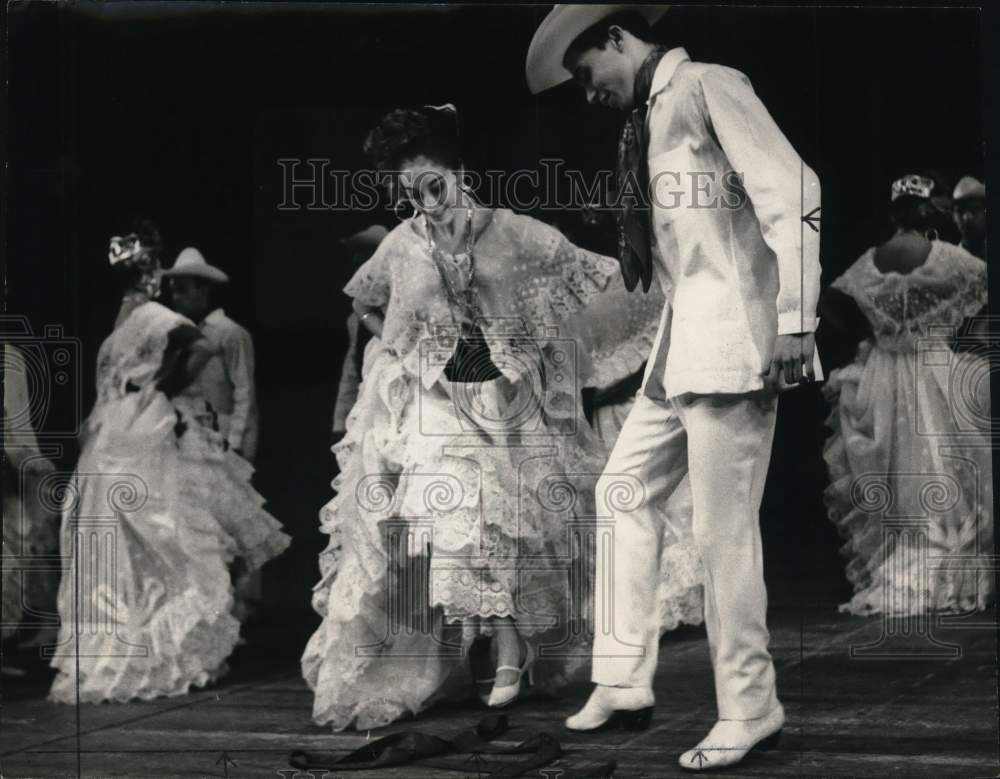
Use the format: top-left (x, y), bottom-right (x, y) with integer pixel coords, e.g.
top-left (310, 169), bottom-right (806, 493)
top-left (2, 344), bottom-right (58, 658)
top-left (302, 106), bottom-right (701, 731)
top-left (822, 175), bottom-right (993, 615)
top-left (50, 226), bottom-right (290, 703)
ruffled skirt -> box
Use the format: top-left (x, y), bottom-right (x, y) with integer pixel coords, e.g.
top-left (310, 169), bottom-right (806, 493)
top-left (2, 456), bottom-right (60, 641)
top-left (304, 345), bottom-right (611, 730)
top-left (823, 342), bottom-right (993, 615)
top-left (49, 392), bottom-right (289, 703)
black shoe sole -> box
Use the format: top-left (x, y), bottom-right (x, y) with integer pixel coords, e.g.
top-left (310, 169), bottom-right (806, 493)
top-left (575, 706), bottom-right (655, 733)
top-left (680, 729), bottom-right (783, 772)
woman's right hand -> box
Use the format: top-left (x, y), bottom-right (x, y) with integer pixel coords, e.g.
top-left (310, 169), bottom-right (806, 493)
top-left (360, 312), bottom-right (383, 338)
top-left (353, 300), bottom-right (384, 339)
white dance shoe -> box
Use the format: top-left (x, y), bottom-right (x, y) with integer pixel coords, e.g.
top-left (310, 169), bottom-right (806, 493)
top-left (564, 685), bottom-right (655, 731)
top-left (469, 638), bottom-right (495, 705)
top-left (679, 703), bottom-right (784, 771)
top-left (487, 641), bottom-right (536, 708)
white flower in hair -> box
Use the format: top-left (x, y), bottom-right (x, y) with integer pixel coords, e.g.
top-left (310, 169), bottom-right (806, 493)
top-left (891, 174), bottom-right (935, 201)
top-left (108, 234), bottom-right (145, 266)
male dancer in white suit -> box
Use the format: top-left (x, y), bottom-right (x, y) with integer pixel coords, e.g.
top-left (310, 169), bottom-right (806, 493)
top-left (527, 5), bottom-right (821, 771)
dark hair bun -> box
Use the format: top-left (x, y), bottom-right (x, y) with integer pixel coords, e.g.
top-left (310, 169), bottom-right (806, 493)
top-left (132, 218), bottom-right (164, 259)
top-left (363, 106), bottom-right (462, 173)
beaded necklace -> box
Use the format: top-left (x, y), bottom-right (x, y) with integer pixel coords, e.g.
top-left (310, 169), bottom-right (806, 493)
top-left (425, 207), bottom-right (484, 328)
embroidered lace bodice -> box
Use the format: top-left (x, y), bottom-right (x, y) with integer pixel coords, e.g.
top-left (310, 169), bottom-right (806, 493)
top-left (344, 208), bottom-right (663, 390)
top-left (94, 301), bottom-right (192, 406)
top-left (830, 241), bottom-right (987, 353)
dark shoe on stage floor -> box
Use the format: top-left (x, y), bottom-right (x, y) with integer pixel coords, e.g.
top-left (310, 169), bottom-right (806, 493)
top-left (564, 685), bottom-right (655, 731)
top-left (678, 703), bottom-right (784, 771)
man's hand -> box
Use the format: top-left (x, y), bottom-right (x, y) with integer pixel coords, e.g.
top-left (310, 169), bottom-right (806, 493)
top-left (764, 332), bottom-right (816, 390)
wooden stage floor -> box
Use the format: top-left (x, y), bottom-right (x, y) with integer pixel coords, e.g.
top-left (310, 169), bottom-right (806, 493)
top-left (2, 606), bottom-right (997, 778)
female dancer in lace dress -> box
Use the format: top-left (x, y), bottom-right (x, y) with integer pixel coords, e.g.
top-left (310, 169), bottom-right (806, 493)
top-left (2, 344), bottom-right (58, 672)
top-left (822, 175), bottom-right (993, 615)
top-left (50, 224), bottom-right (289, 703)
top-left (302, 105), bottom-right (699, 730)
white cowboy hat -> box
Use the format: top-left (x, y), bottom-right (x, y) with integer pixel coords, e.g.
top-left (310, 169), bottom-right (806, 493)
top-left (162, 247), bottom-right (230, 284)
top-left (340, 224), bottom-right (389, 253)
top-left (953, 175), bottom-right (986, 202)
top-left (526, 4), bottom-right (670, 95)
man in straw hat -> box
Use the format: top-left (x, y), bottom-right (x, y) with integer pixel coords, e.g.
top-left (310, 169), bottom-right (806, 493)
top-left (164, 247), bottom-right (259, 463)
top-left (527, 6), bottom-right (821, 770)
top-left (331, 225), bottom-right (388, 443)
top-left (952, 175), bottom-right (986, 261)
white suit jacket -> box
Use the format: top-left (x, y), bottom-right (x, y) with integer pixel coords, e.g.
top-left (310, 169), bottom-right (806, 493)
top-left (640, 49), bottom-right (822, 400)
top-left (182, 308), bottom-right (259, 459)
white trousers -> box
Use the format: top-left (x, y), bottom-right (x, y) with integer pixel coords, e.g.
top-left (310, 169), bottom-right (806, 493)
top-left (592, 391), bottom-right (779, 720)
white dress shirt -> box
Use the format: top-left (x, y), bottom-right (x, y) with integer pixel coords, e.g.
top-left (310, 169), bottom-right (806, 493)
top-left (183, 308), bottom-right (259, 459)
top-left (641, 48), bottom-right (821, 399)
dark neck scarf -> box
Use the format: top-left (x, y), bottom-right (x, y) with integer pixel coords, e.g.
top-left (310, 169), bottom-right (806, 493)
top-left (616, 46), bottom-right (669, 293)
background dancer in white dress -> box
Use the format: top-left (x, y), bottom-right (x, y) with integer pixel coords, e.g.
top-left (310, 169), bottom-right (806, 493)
top-left (821, 174), bottom-right (992, 616)
top-left (50, 225), bottom-right (289, 703)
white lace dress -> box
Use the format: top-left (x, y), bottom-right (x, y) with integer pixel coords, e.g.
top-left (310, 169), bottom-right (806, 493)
top-left (302, 209), bottom-right (701, 731)
top-left (2, 345), bottom-right (59, 641)
top-left (49, 301), bottom-right (290, 703)
top-left (823, 241), bottom-right (993, 615)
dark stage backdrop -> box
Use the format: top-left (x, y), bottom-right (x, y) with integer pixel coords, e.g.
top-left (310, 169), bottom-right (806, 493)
top-left (7, 3), bottom-right (985, 618)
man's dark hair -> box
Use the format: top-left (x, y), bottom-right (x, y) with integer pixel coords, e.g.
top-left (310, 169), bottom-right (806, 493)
top-left (564, 11), bottom-right (656, 66)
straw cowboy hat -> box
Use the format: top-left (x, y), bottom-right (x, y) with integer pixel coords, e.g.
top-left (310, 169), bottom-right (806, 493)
top-left (953, 176), bottom-right (986, 202)
top-left (525, 4), bottom-right (670, 94)
top-left (162, 247), bottom-right (230, 284)
top-left (341, 224), bottom-right (389, 254)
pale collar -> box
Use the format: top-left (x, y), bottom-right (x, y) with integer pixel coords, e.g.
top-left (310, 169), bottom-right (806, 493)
top-left (201, 307), bottom-right (225, 326)
top-left (646, 47), bottom-right (691, 105)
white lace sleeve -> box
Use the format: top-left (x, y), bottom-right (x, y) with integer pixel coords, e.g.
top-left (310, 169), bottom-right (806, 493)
top-left (502, 214), bottom-right (663, 389)
top-left (343, 242), bottom-right (392, 307)
top-left (97, 302), bottom-right (189, 403)
top-left (541, 231), bottom-right (623, 321)
top-left (942, 242), bottom-right (989, 320)
top-left (504, 214), bottom-right (621, 324)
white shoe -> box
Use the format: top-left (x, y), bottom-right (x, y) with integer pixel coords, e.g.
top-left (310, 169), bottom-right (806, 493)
top-left (679, 703), bottom-right (785, 771)
top-left (487, 642), bottom-right (536, 708)
top-left (475, 677), bottom-right (495, 706)
top-left (469, 638), bottom-right (495, 705)
top-left (565, 685), bottom-right (655, 731)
